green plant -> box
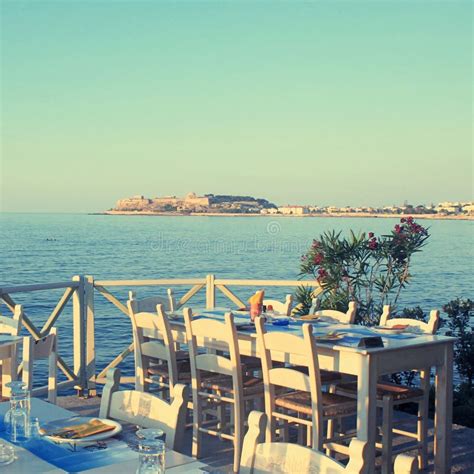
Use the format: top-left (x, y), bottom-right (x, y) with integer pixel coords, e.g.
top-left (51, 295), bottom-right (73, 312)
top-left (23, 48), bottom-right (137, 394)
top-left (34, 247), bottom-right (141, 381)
top-left (291, 285), bottom-right (315, 316)
top-left (443, 298), bottom-right (474, 389)
top-left (299, 217), bottom-right (429, 324)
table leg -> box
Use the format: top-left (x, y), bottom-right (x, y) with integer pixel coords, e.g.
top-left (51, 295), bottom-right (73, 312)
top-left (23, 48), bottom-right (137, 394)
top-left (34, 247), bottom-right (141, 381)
top-left (356, 354), bottom-right (377, 474)
top-left (2, 346), bottom-right (18, 398)
top-left (434, 343), bottom-right (453, 473)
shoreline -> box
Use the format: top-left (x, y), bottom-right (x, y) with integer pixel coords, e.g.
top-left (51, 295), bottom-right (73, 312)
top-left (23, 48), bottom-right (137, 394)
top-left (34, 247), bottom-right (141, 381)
top-left (98, 211), bottom-right (473, 221)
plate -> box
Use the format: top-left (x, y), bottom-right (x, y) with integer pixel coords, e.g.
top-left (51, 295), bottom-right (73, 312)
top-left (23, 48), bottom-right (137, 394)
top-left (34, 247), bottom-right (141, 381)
top-left (40, 417), bottom-right (122, 445)
top-left (299, 314), bottom-right (320, 321)
top-left (373, 326), bottom-right (407, 334)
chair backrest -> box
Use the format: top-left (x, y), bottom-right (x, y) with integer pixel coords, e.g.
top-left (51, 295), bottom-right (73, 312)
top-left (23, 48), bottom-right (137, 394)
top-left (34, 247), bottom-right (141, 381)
top-left (255, 317), bottom-right (324, 449)
top-left (22, 328), bottom-right (58, 404)
top-left (99, 368), bottom-right (188, 451)
top-left (240, 411), bottom-right (368, 474)
top-left (127, 300), bottom-right (179, 392)
top-left (128, 289), bottom-right (176, 313)
top-left (379, 305), bottom-right (440, 335)
top-left (263, 295), bottom-right (293, 316)
top-left (183, 308), bottom-right (243, 403)
top-left (313, 301), bottom-right (357, 324)
top-left (0, 305), bottom-right (23, 336)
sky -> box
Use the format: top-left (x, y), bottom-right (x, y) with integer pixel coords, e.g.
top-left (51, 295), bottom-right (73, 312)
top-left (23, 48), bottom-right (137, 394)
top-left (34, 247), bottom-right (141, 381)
top-left (1, 1), bottom-right (472, 212)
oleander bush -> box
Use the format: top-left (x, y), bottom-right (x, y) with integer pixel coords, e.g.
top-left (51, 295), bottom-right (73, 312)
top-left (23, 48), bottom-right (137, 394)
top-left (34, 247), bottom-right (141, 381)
top-left (298, 217), bottom-right (430, 324)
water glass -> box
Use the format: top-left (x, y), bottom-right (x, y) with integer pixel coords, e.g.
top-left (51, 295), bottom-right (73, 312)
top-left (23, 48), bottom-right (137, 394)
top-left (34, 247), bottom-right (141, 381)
top-left (3, 382), bottom-right (30, 442)
top-left (136, 439), bottom-right (165, 474)
top-left (0, 441), bottom-right (15, 466)
top-left (29, 417), bottom-right (41, 439)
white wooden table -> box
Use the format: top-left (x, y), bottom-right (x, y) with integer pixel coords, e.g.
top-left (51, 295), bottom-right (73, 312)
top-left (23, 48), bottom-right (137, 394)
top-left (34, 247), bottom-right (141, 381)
top-left (0, 336), bottom-right (21, 398)
top-left (0, 398), bottom-right (201, 473)
top-left (169, 315), bottom-right (454, 474)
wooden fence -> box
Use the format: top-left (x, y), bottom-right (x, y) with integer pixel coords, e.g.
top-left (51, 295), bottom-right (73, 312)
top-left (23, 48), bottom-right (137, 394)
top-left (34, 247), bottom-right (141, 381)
top-left (0, 275), bottom-right (322, 395)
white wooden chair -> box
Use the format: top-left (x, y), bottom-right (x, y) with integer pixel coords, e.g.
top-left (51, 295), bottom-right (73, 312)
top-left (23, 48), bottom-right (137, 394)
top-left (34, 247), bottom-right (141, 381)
top-left (22, 328), bottom-right (58, 404)
top-left (240, 411), bottom-right (418, 474)
top-left (99, 368), bottom-right (188, 451)
top-left (0, 305), bottom-right (23, 336)
top-left (312, 301), bottom-right (357, 324)
top-left (128, 289), bottom-right (176, 313)
top-left (127, 300), bottom-right (189, 394)
top-left (337, 306), bottom-right (440, 473)
top-left (184, 308), bottom-right (263, 473)
top-left (263, 295), bottom-right (293, 316)
top-left (255, 316), bottom-right (356, 454)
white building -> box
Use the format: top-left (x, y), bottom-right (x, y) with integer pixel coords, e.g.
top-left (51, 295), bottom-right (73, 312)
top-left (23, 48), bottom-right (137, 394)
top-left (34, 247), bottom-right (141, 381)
top-left (278, 205), bottom-right (309, 215)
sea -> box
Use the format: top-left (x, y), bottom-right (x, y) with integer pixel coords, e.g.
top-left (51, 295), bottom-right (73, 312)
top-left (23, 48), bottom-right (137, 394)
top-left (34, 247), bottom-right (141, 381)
top-left (0, 213), bottom-right (472, 388)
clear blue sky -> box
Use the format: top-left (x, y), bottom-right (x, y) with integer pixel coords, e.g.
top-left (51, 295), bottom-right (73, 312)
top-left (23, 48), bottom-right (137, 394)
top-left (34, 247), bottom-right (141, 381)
top-left (1, 1), bottom-right (472, 212)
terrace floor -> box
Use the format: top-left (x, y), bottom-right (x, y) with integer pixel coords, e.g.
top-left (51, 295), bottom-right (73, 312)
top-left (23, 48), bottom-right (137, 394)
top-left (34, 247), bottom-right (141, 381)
top-left (56, 394), bottom-right (474, 473)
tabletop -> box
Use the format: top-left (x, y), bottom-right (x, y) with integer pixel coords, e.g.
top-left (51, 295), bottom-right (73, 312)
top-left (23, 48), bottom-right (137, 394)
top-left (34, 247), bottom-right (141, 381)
top-left (171, 306), bottom-right (455, 354)
top-left (0, 398), bottom-right (199, 474)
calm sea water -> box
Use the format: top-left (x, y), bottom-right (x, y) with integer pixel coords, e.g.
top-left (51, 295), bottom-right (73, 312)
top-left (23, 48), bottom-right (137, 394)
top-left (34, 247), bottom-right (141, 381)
top-left (0, 213), bottom-right (472, 387)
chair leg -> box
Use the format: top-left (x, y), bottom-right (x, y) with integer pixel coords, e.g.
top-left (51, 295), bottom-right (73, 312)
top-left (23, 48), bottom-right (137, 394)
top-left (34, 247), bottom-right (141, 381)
top-left (381, 395), bottom-right (394, 474)
top-left (192, 393), bottom-right (202, 459)
top-left (233, 401), bottom-right (244, 473)
top-left (418, 370), bottom-right (430, 470)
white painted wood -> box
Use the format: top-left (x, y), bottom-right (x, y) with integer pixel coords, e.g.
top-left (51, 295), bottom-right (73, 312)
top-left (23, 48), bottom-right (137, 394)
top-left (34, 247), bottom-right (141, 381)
top-left (205, 274), bottom-right (216, 309)
top-left (84, 275), bottom-right (96, 395)
top-left (184, 308), bottom-right (245, 473)
top-left (127, 301), bottom-right (180, 394)
top-left (0, 338), bottom-right (20, 398)
top-left (313, 301), bottom-right (357, 324)
top-left (263, 294), bottom-right (293, 316)
top-left (0, 398), bottom-right (199, 474)
top-left (72, 275), bottom-right (86, 393)
top-left (434, 342), bottom-right (453, 473)
top-left (240, 411), bottom-right (369, 474)
top-left (128, 290), bottom-right (174, 313)
top-left (99, 368), bottom-right (188, 451)
top-left (376, 305), bottom-right (440, 473)
top-left (22, 328), bottom-right (58, 404)
top-left (393, 453), bottom-right (419, 474)
top-left (256, 317), bottom-right (348, 452)
top-left (380, 306), bottom-right (440, 334)
top-left (0, 304), bottom-right (22, 336)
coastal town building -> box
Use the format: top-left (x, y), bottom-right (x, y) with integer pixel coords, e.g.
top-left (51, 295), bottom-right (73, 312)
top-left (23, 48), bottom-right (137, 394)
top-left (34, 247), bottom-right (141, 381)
top-left (277, 205), bottom-right (309, 215)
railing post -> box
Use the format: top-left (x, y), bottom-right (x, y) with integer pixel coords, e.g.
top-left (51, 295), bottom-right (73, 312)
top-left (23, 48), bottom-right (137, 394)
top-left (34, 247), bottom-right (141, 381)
top-left (206, 274), bottom-right (215, 309)
top-left (72, 275), bottom-right (86, 396)
top-left (84, 275), bottom-right (96, 396)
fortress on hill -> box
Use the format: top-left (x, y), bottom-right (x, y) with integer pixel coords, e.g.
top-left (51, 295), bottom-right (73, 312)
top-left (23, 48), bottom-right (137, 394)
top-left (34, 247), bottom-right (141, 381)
top-left (113, 192), bottom-right (276, 214)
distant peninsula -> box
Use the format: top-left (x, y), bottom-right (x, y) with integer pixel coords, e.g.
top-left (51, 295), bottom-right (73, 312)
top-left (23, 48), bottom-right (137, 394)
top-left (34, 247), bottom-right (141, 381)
top-left (102, 193), bottom-right (473, 220)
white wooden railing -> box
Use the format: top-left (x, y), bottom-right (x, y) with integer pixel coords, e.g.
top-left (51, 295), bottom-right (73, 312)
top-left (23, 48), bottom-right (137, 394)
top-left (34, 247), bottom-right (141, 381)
top-left (0, 275), bottom-right (321, 396)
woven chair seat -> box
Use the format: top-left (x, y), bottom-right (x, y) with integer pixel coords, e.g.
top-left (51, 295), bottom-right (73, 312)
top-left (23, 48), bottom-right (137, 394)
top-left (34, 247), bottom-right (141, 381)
top-left (275, 390), bottom-right (356, 418)
top-left (148, 359), bottom-right (192, 382)
top-left (337, 381), bottom-right (425, 401)
top-left (201, 374), bottom-right (264, 396)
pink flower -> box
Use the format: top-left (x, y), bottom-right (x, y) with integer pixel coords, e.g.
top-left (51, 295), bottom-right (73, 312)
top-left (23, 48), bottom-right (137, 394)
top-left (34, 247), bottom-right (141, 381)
top-left (394, 224), bottom-right (401, 233)
top-left (368, 232), bottom-right (374, 238)
top-left (400, 218), bottom-right (406, 223)
top-left (368, 240), bottom-right (378, 250)
top-left (313, 253), bottom-right (324, 265)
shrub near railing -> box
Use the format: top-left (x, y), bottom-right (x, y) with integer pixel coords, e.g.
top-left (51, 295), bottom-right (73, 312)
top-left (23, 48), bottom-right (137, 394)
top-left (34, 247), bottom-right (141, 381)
top-left (298, 217), bottom-right (430, 325)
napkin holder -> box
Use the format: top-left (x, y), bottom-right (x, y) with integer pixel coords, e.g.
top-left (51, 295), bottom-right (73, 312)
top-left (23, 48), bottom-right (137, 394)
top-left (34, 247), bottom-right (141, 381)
top-left (357, 336), bottom-right (384, 348)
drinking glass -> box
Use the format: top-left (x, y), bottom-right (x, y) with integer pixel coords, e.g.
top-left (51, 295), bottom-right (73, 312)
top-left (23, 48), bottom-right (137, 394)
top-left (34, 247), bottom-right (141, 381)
top-left (29, 417), bottom-right (41, 439)
top-left (3, 382), bottom-right (30, 442)
top-left (0, 442), bottom-right (15, 466)
top-left (136, 438), bottom-right (165, 474)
